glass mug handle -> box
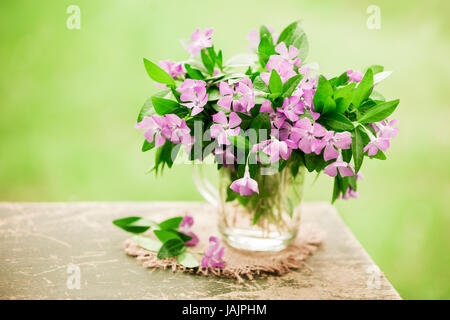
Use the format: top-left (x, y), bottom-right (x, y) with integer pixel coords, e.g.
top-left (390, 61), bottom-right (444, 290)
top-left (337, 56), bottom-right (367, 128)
top-left (192, 164), bottom-right (220, 208)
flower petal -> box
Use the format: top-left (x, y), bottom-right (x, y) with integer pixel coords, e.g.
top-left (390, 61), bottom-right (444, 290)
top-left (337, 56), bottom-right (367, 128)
top-left (228, 112), bottom-right (242, 129)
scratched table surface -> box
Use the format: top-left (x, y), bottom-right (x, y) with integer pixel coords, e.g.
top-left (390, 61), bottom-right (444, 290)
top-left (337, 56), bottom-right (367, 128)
top-left (0, 202), bottom-right (400, 300)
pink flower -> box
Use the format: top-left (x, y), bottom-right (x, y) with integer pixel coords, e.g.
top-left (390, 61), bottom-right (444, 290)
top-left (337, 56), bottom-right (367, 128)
top-left (315, 131), bottom-right (352, 161)
top-left (161, 114), bottom-right (191, 144)
top-left (342, 188), bottom-right (359, 200)
top-left (293, 77), bottom-right (315, 104)
top-left (177, 79), bottom-right (208, 116)
top-left (158, 60), bottom-right (185, 79)
top-left (363, 136), bottom-right (390, 156)
top-left (235, 78), bottom-right (255, 112)
top-left (260, 100), bottom-right (286, 129)
top-left (276, 122), bottom-right (298, 149)
top-left (364, 119), bottom-right (398, 156)
top-left (178, 215), bottom-right (199, 246)
top-left (260, 42), bottom-right (301, 85)
top-left (278, 96), bottom-right (304, 122)
top-left (135, 115), bottom-right (167, 147)
top-left (201, 236), bottom-right (225, 268)
top-left (181, 135), bottom-right (195, 154)
top-left (291, 118), bottom-right (327, 154)
top-left (177, 79), bottom-right (206, 98)
top-left (274, 42), bottom-right (300, 66)
top-left (210, 111), bottom-right (241, 145)
top-left (372, 119), bottom-right (399, 139)
top-left (324, 158), bottom-right (355, 177)
top-left (291, 77), bottom-right (320, 120)
top-left (155, 61), bottom-right (184, 88)
top-left (347, 69), bottom-right (363, 83)
top-left (261, 57), bottom-right (296, 85)
top-left (252, 139), bottom-right (291, 163)
top-left (186, 28), bottom-right (213, 56)
top-left (230, 170), bottom-right (259, 196)
top-left (217, 80), bottom-right (255, 112)
top-left (260, 99), bottom-right (273, 113)
top-left (217, 82), bottom-right (235, 110)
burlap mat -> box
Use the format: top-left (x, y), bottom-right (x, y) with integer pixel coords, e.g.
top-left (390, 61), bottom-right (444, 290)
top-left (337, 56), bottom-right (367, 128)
top-left (124, 209), bottom-right (324, 282)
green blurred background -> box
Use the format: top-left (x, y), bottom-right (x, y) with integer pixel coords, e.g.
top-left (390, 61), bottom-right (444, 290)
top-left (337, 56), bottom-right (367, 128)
top-left (1, 0), bottom-right (449, 299)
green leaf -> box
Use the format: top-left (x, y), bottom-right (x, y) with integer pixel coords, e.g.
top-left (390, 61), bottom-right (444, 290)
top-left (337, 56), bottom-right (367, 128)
top-left (177, 252), bottom-right (200, 268)
top-left (153, 141), bottom-right (178, 173)
top-left (329, 72), bottom-right (350, 88)
top-left (342, 148), bottom-right (352, 163)
top-left (159, 217), bottom-right (183, 230)
top-left (252, 209), bottom-right (263, 225)
top-left (216, 50), bottom-right (223, 70)
top-left (318, 112), bottom-right (354, 132)
top-left (226, 185), bottom-right (238, 202)
top-left (351, 126), bottom-right (365, 173)
top-left (358, 99), bottom-right (400, 123)
top-left (277, 21), bottom-right (309, 61)
top-left (341, 176), bottom-right (349, 193)
top-left (137, 97), bottom-right (155, 123)
top-left (257, 34), bottom-right (276, 67)
top-left (132, 235), bottom-right (162, 252)
top-left (359, 100), bottom-right (377, 114)
top-left (228, 135), bottom-right (250, 151)
top-left (269, 69), bottom-right (282, 96)
top-left (368, 65), bottom-right (384, 74)
top-left (304, 153), bottom-right (320, 172)
top-left (369, 90), bottom-right (386, 102)
top-left (352, 68), bottom-right (374, 108)
top-left (137, 90), bottom-right (171, 122)
top-left (207, 88), bottom-right (221, 101)
top-left (184, 64), bottom-right (205, 80)
top-left (331, 177), bottom-right (340, 204)
top-left (369, 150), bottom-right (387, 160)
top-left (289, 151), bottom-right (304, 177)
top-left (348, 175), bottom-right (357, 191)
top-left (112, 217), bottom-right (159, 234)
top-left (142, 139), bottom-right (155, 152)
top-left (248, 162), bottom-right (258, 178)
top-left (151, 97), bottom-right (179, 116)
top-left (322, 96), bottom-right (336, 114)
top-left (236, 112), bottom-right (253, 130)
top-left (259, 25), bottom-right (274, 45)
top-left (282, 74), bottom-right (303, 97)
top-left (143, 58), bottom-right (175, 87)
top-left (313, 75), bottom-right (333, 113)
top-left (206, 46), bottom-right (217, 61)
top-left (153, 229), bottom-right (182, 243)
top-left (201, 48), bottom-right (215, 74)
top-left (174, 230), bottom-right (193, 242)
top-left (157, 238), bottom-right (186, 259)
top-left (250, 112), bottom-right (271, 132)
top-left (334, 82), bottom-right (356, 113)
top-left (253, 76), bottom-right (269, 92)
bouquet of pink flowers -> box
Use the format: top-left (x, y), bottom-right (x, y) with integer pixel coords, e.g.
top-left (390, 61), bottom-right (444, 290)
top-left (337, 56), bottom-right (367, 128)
top-left (135, 20), bottom-right (399, 205)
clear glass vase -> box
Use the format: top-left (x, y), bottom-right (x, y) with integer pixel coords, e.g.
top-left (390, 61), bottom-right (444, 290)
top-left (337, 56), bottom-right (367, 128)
top-left (192, 164), bottom-right (305, 251)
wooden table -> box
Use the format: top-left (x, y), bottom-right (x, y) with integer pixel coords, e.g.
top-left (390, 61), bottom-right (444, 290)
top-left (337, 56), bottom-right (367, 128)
top-left (0, 202), bottom-right (400, 300)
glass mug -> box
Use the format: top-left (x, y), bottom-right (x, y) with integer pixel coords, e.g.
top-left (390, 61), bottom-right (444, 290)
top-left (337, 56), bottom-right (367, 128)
top-left (192, 164), bottom-right (305, 251)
